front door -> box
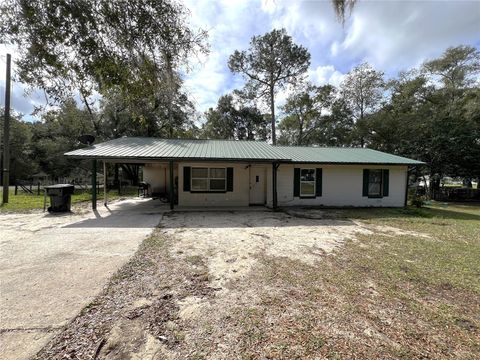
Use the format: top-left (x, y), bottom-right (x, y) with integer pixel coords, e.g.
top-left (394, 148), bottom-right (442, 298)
top-left (249, 166), bottom-right (266, 205)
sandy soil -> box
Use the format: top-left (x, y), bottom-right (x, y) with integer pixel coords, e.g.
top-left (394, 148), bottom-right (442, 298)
top-left (32, 207), bottom-right (434, 359)
top-left (160, 210), bottom-right (428, 290)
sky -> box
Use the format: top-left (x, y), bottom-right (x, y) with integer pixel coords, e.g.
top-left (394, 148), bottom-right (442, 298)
top-left (1, 0), bottom-right (479, 121)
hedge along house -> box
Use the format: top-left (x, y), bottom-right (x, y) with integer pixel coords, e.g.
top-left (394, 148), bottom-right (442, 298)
top-left (64, 137), bottom-right (424, 210)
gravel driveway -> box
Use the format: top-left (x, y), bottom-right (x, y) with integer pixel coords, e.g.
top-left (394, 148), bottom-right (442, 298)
top-left (0, 198), bottom-right (164, 360)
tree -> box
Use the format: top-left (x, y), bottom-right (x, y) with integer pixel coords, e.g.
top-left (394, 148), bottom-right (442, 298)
top-left (202, 94), bottom-right (269, 140)
top-left (202, 95), bottom-right (237, 140)
top-left (364, 46), bottom-right (480, 195)
top-left (278, 84), bottom-right (334, 145)
top-left (278, 84), bottom-right (355, 147)
top-left (318, 96), bottom-right (355, 146)
top-left (0, 0), bottom-right (207, 135)
top-left (422, 46), bottom-right (480, 190)
top-left (30, 99), bottom-right (94, 179)
top-left (332, 0), bottom-right (357, 24)
top-left (340, 62), bottom-right (384, 146)
top-left (0, 110), bottom-right (37, 182)
top-left (228, 29), bottom-right (310, 144)
top-left (423, 46), bottom-right (480, 95)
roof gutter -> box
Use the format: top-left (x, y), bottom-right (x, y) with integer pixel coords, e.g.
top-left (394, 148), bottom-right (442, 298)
top-left (63, 155), bottom-right (291, 163)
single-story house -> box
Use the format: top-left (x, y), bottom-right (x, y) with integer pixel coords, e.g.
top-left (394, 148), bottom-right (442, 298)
top-left (64, 137), bottom-right (424, 209)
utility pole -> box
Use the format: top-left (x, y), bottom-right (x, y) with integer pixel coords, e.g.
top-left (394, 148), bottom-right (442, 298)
top-left (2, 53), bottom-right (11, 204)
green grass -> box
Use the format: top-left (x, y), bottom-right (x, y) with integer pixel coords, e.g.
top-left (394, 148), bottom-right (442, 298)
top-left (233, 203), bottom-right (480, 358)
top-left (0, 187), bottom-right (139, 212)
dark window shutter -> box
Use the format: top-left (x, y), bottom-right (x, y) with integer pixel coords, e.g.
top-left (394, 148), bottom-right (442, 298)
top-left (183, 166), bottom-right (191, 192)
top-left (226, 167), bottom-right (234, 191)
top-left (294, 168), bottom-right (300, 197)
top-left (383, 169), bottom-right (389, 197)
top-left (362, 169), bottom-right (369, 197)
top-left (315, 168), bottom-right (322, 197)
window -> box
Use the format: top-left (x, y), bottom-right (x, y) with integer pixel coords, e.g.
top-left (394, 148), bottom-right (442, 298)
top-left (368, 169), bottom-right (382, 197)
top-left (191, 167), bottom-right (208, 191)
top-left (209, 168), bottom-right (226, 191)
top-left (300, 168), bottom-right (315, 197)
top-left (191, 167), bottom-right (226, 192)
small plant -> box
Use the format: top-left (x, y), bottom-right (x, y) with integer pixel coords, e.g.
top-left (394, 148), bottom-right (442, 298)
top-left (411, 193), bottom-right (426, 208)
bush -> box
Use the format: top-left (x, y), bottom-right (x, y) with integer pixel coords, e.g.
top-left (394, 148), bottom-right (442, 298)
top-left (411, 193), bottom-right (426, 208)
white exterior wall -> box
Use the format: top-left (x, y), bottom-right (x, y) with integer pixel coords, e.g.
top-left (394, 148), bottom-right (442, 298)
top-left (143, 163), bottom-right (177, 195)
top-left (267, 164), bottom-right (407, 207)
top-left (178, 162), bottom-right (252, 207)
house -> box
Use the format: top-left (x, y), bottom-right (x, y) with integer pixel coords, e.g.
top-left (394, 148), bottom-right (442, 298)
top-left (64, 137), bottom-right (424, 209)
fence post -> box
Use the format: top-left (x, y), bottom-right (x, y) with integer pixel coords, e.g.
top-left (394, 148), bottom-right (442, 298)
top-left (37, 182), bottom-right (40, 196)
top-left (14, 181), bottom-right (17, 195)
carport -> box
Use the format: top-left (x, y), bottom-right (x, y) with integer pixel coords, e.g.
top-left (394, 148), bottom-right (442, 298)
top-left (65, 137), bottom-right (289, 210)
top-left (90, 158), bottom-right (177, 210)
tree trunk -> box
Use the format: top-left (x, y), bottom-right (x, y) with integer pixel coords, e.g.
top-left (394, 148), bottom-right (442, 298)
top-left (164, 51), bottom-right (175, 138)
top-left (114, 164), bottom-right (119, 189)
top-left (430, 174), bottom-right (441, 200)
top-left (270, 85), bottom-right (276, 145)
top-left (298, 125), bottom-right (303, 146)
top-left (477, 177), bottom-right (480, 189)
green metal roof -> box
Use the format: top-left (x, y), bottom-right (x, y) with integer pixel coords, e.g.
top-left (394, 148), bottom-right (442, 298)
top-left (64, 137), bottom-right (424, 165)
top-left (276, 146), bottom-right (424, 165)
top-left (64, 137), bottom-right (289, 161)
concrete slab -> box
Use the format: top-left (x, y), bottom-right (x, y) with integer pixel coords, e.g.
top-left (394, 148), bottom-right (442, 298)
top-left (0, 198), bottom-right (165, 360)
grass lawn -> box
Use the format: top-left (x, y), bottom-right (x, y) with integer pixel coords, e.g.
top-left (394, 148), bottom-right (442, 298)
top-left (0, 187), bottom-right (139, 213)
top-left (35, 203), bottom-right (480, 359)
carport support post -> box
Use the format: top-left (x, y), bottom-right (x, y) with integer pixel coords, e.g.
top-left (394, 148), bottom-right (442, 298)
top-left (169, 160), bottom-right (174, 210)
top-left (103, 161), bottom-right (107, 206)
top-left (272, 162), bottom-right (278, 209)
top-left (92, 160), bottom-right (97, 210)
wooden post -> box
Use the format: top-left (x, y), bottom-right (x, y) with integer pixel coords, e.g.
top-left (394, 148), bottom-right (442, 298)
top-left (169, 160), bottom-right (174, 210)
top-left (103, 161), bottom-right (107, 206)
top-left (14, 182), bottom-right (17, 195)
top-left (92, 159), bottom-right (97, 210)
top-left (37, 182), bottom-right (40, 196)
top-left (2, 54), bottom-right (11, 204)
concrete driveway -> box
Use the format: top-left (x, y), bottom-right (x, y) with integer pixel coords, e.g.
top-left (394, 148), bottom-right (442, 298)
top-left (0, 198), bottom-right (164, 360)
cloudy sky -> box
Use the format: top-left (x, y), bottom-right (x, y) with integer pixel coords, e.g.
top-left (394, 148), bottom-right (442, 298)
top-left (1, 0), bottom-right (479, 121)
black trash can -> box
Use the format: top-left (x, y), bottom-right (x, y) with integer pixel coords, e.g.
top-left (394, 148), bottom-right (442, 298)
top-left (45, 184), bottom-right (75, 212)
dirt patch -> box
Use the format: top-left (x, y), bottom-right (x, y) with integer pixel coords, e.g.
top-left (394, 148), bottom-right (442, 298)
top-left (32, 207), bottom-right (476, 359)
top-left (160, 210), bottom-right (428, 288)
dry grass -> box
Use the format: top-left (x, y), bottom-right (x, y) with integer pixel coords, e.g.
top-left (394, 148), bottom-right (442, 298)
top-left (35, 203), bottom-right (480, 359)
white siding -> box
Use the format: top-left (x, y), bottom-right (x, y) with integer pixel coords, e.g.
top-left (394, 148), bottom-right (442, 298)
top-left (267, 164), bottom-right (407, 207)
top-left (178, 162), bottom-right (252, 207)
top-left (143, 163), bottom-right (177, 195)
top-left (147, 162), bottom-right (407, 208)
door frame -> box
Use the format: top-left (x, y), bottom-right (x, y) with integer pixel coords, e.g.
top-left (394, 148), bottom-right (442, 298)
top-left (249, 165), bottom-right (267, 205)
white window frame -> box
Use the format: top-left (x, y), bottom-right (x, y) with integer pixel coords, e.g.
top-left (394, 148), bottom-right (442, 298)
top-left (300, 168), bottom-right (316, 197)
top-left (191, 167), bottom-right (226, 192)
top-left (208, 168), bottom-right (227, 191)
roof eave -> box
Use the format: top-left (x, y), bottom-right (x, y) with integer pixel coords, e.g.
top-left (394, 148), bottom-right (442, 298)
top-left (64, 154), bottom-right (290, 163)
top-left (279, 160), bottom-right (425, 165)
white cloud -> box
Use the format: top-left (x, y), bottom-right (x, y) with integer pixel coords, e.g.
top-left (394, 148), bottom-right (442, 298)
top-left (2, 1), bottom-right (479, 120)
top-left (309, 65), bottom-right (345, 87)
